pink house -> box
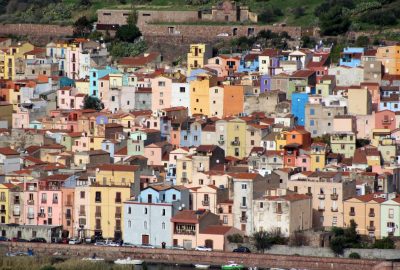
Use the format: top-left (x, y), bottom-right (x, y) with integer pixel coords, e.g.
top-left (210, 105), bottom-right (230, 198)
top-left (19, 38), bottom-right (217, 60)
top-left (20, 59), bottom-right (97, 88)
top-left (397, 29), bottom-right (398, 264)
top-left (12, 107), bottom-right (29, 129)
top-left (37, 175), bottom-right (67, 226)
top-left (144, 141), bottom-right (172, 166)
top-left (375, 110), bottom-right (396, 131)
top-left (57, 86), bottom-right (85, 110)
top-left (99, 75), bottom-right (110, 104)
top-left (296, 154), bottom-right (311, 171)
top-left (23, 180), bottom-right (39, 225)
top-left (150, 75), bottom-right (172, 112)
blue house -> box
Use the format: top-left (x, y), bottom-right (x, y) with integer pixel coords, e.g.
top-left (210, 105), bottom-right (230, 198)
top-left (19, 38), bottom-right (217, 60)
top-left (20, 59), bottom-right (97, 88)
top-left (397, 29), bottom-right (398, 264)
top-left (291, 92), bottom-right (309, 126)
top-left (260, 74), bottom-right (272, 93)
top-left (238, 53), bottom-right (259, 73)
top-left (339, 47), bottom-right (364, 67)
top-left (123, 185), bottom-right (189, 246)
top-left (89, 66), bottom-right (119, 97)
top-left (180, 120), bottom-right (202, 147)
top-left (380, 95), bottom-right (400, 112)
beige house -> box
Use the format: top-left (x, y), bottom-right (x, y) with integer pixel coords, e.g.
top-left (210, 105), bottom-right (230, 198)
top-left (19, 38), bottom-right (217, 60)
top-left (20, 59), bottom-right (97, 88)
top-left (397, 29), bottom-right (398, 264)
top-left (190, 184), bottom-right (229, 214)
top-left (253, 189), bottom-right (312, 237)
top-left (287, 171), bottom-right (356, 228)
top-left (348, 87), bottom-right (372, 116)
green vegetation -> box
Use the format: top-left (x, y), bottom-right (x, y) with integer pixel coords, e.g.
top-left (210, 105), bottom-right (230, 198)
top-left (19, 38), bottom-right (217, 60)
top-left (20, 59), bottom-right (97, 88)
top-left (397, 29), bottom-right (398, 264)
top-left (227, 233), bottom-right (244, 243)
top-left (372, 237), bottom-right (395, 249)
top-left (348, 252), bottom-right (361, 259)
top-left (329, 220), bottom-right (361, 255)
top-left (110, 40), bottom-right (148, 58)
top-left (83, 96), bottom-right (104, 111)
top-left (251, 229), bottom-right (287, 252)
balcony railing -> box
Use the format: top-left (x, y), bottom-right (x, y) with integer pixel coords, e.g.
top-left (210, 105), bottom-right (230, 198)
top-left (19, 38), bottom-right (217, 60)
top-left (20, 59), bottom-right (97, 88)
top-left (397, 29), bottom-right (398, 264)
top-left (0, 209), bottom-right (6, 214)
top-left (0, 197), bottom-right (6, 202)
top-left (38, 212), bottom-right (45, 218)
top-left (218, 140), bottom-right (225, 145)
top-left (202, 200), bottom-right (210, 206)
top-left (66, 201), bottom-right (73, 206)
top-left (115, 212), bottom-right (121, 218)
top-left (79, 211), bottom-right (86, 216)
top-left (27, 200), bottom-right (34, 205)
top-left (115, 225), bottom-right (122, 231)
top-left (13, 211), bottom-right (20, 216)
top-left (175, 230), bottom-right (195, 235)
top-left (181, 177), bottom-right (188, 183)
top-left (318, 194), bottom-right (325, 200)
top-left (115, 199), bottom-right (122, 204)
top-left (27, 213), bottom-right (34, 219)
top-left (41, 200), bottom-right (47, 204)
top-left (65, 213), bottom-right (71, 219)
top-left (369, 212), bottom-right (375, 217)
top-left (318, 206), bottom-right (325, 211)
top-left (95, 199), bottom-right (102, 203)
top-left (240, 216), bottom-right (247, 223)
top-left (331, 206), bottom-right (338, 212)
top-left (95, 212), bottom-right (101, 218)
top-left (349, 211), bottom-right (355, 216)
top-left (331, 194), bottom-right (339, 200)
top-left (197, 167), bottom-right (204, 172)
top-left (14, 200), bottom-right (20, 205)
top-left (231, 140), bottom-right (240, 146)
top-left (240, 204), bottom-right (247, 209)
top-left (367, 226), bottom-right (375, 231)
top-left (95, 225), bottom-right (102, 230)
top-left (52, 199), bottom-right (58, 204)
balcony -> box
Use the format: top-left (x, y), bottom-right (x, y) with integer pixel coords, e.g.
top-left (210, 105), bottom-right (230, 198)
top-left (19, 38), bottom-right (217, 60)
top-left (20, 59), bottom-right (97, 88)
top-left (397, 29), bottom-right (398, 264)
top-left (95, 225), bottom-right (102, 230)
top-left (175, 230), bottom-right (195, 235)
top-left (79, 211), bottom-right (86, 216)
top-left (48, 213), bottom-right (52, 218)
top-left (218, 140), bottom-right (225, 145)
top-left (318, 206), bottom-right (325, 211)
top-left (181, 177), bottom-right (188, 183)
top-left (27, 213), bottom-right (34, 219)
top-left (240, 216), bottom-right (247, 223)
top-left (306, 192), bottom-right (312, 197)
top-left (65, 213), bottom-right (71, 219)
top-left (52, 199), bottom-right (58, 204)
top-left (115, 199), bottom-right (122, 204)
top-left (95, 212), bottom-right (101, 218)
top-left (41, 200), bottom-right (47, 204)
top-left (38, 212), bottom-right (45, 218)
top-left (66, 201), bottom-right (73, 207)
top-left (231, 140), bottom-right (240, 146)
top-left (367, 226), bottom-right (375, 231)
top-left (27, 200), bottom-right (34, 205)
top-left (349, 211), bottom-right (355, 216)
top-left (318, 194), bottom-right (325, 200)
top-left (0, 197), bottom-right (6, 202)
top-left (0, 209), bottom-right (6, 214)
top-left (369, 212), bottom-right (375, 217)
top-left (202, 200), bottom-right (210, 206)
top-left (115, 225), bottom-right (122, 231)
top-left (14, 200), bottom-right (20, 205)
top-left (331, 206), bottom-right (338, 212)
top-left (240, 204), bottom-right (247, 209)
top-left (115, 212), bottom-right (121, 219)
top-left (197, 167), bottom-right (204, 172)
top-left (13, 211), bottom-right (20, 216)
top-left (95, 199), bottom-right (102, 203)
top-left (331, 194), bottom-right (339, 200)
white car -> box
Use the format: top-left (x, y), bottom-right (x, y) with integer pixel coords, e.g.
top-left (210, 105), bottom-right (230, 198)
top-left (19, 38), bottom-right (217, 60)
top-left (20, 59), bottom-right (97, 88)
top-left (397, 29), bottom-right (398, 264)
top-left (94, 241), bottom-right (107, 246)
top-left (68, 238), bottom-right (81, 245)
top-left (122, 242), bottom-right (136, 247)
top-left (195, 246), bottom-right (212, 251)
top-left (139, 244), bottom-right (155, 249)
top-left (171, 245), bottom-right (185, 250)
top-left (107, 241), bottom-right (120, 247)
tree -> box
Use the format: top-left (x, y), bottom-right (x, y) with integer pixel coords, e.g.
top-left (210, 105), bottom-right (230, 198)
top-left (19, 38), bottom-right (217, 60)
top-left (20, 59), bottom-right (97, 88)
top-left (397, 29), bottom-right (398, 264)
top-left (329, 220), bottom-right (360, 256)
top-left (83, 96), bottom-right (104, 111)
top-left (355, 35), bottom-right (369, 47)
top-left (319, 5), bottom-right (351, 36)
top-left (373, 237), bottom-right (395, 249)
top-left (293, 6), bottom-right (305, 18)
top-left (227, 233), bottom-right (244, 244)
top-left (73, 16), bottom-right (93, 37)
top-left (116, 24), bottom-right (142, 43)
top-left (79, 0), bottom-right (91, 6)
top-left (252, 230), bottom-right (273, 252)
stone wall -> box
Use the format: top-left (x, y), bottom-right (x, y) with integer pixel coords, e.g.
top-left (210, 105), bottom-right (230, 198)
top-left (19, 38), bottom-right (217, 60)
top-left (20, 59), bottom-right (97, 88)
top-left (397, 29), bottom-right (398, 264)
top-left (140, 24), bottom-right (302, 41)
top-left (0, 24), bottom-right (73, 37)
top-left (0, 242), bottom-right (391, 270)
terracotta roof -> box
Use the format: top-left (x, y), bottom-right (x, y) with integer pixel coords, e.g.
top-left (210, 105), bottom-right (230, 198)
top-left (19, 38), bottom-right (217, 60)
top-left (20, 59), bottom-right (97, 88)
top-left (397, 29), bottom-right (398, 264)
top-left (351, 193), bottom-right (386, 203)
top-left (202, 124), bottom-right (216, 132)
top-left (196, 145), bottom-right (218, 152)
top-left (39, 174), bottom-right (71, 181)
top-left (0, 147), bottom-right (19, 156)
top-left (41, 144), bottom-right (65, 150)
top-left (171, 209), bottom-right (208, 223)
top-left (97, 164), bottom-right (139, 172)
top-left (119, 52), bottom-right (160, 66)
top-left (266, 193), bottom-right (310, 202)
top-left (291, 70), bottom-right (315, 78)
top-left (200, 225), bottom-right (233, 235)
top-left (228, 172), bottom-right (259, 180)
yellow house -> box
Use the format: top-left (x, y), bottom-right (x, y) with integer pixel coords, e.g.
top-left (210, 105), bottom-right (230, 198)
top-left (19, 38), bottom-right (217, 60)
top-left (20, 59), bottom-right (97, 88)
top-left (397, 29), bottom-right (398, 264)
top-left (0, 102), bottom-right (13, 128)
top-left (310, 142), bottom-right (328, 171)
top-left (176, 155), bottom-right (193, 186)
top-left (226, 118), bottom-right (246, 158)
top-left (0, 183), bottom-right (13, 224)
top-left (76, 78), bottom-right (90, 95)
top-left (187, 44), bottom-right (212, 74)
top-left (276, 130), bottom-right (288, 151)
top-left (376, 45), bottom-right (400, 75)
top-left (4, 42), bottom-right (35, 80)
top-left (189, 73), bottom-right (218, 116)
top-left (343, 194), bottom-right (385, 239)
top-left (88, 164), bottom-right (139, 239)
top-left (0, 50), bottom-right (5, 79)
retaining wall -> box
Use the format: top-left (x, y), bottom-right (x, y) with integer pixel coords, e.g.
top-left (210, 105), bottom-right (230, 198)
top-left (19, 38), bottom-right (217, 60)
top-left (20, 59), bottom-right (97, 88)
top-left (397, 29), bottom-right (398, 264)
top-left (0, 24), bottom-right (73, 37)
top-left (0, 242), bottom-right (393, 270)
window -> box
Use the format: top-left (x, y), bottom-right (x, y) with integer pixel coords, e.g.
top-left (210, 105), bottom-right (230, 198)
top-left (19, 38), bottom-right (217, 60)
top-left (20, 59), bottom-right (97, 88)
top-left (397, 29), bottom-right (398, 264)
top-left (80, 191), bottom-right (85, 199)
top-left (179, 87), bottom-right (185, 93)
top-left (162, 222), bottom-right (165, 229)
top-left (144, 221), bottom-right (147, 229)
top-left (128, 220), bottom-right (131, 228)
top-left (162, 209), bottom-right (166, 216)
top-left (241, 184), bottom-right (247, 189)
top-left (144, 208), bottom-right (148, 214)
top-left (223, 215), bottom-right (228, 224)
top-left (95, 192), bottom-right (101, 203)
top-left (310, 108), bottom-right (315, 115)
top-left (259, 202), bottom-right (264, 208)
top-left (389, 209), bottom-right (394, 219)
top-left (310, 120), bottom-right (314, 126)
top-left (128, 207), bottom-right (131, 214)
top-left (158, 81), bottom-right (165, 87)
top-left (242, 197), bottom-right (246, 207)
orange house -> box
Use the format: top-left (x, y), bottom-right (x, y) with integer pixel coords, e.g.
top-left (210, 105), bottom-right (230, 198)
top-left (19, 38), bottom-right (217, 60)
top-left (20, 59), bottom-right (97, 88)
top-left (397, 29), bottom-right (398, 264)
top-left (286, 128), bottom-right (312, 149)
top-left (223, 85), bottom-right (244, 117)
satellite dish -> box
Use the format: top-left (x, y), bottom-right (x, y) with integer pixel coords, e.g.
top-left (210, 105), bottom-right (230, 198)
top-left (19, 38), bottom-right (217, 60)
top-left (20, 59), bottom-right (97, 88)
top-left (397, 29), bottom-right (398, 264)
top-left (181, 204), bottom-right (185, 208)
top-left (178, 206), bottom-right (182, 211)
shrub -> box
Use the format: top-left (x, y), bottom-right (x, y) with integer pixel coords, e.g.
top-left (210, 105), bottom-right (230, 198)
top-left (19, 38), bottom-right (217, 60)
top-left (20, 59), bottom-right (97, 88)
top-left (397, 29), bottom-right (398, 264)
top-left (349, 252), bottom-right (361, 259)
top-left (373, 237), bottom-right (395, 249)
top-left (360, 9), bottom-right (397, 26)
top-left (116, 24), bottom-right (142, 43)
top-left (227, 233), bottom-right (244, 243)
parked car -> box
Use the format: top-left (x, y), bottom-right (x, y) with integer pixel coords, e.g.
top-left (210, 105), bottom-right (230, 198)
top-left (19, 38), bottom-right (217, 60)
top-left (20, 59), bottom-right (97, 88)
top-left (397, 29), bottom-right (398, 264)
top-left (195, 246), bottom-right (212, 251)
top-left (171, 245), bottom-right (185, 250)
top-left (122, 242), bottom-right (136, 247)
top-left (12, 238), bottom-right (28, 242)
top-left (107, 241), bottom-right (120, 247)
top-left (30, 238), bottom-right (46, 243)
top-left (0, 236), bottom-right (10, 242)
top-left (68, 238), bottom-right (82, 245)
top-left (233, 246), bottom-right (251, 253)
top-left (139, 244), bottom-right (155, 249)
top-left (61, 238), bottom-right (69, 244)
top-left (94, 241), bottom-right (107, 246)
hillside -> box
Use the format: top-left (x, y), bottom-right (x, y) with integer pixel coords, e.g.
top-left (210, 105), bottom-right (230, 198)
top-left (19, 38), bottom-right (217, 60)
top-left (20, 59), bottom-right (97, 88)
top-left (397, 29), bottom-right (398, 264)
top-left (0, 0), bottom-right (400, 36)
